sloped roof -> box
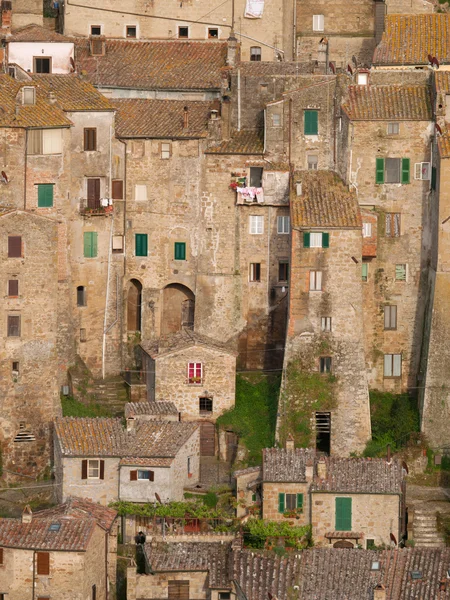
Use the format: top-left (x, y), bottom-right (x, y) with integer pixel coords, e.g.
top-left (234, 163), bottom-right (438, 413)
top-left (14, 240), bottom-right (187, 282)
top-left (206, 129), bottom-right (264, 154)
top-left (125, 402), bottom-right (179, 418)
top-left (5, 24), bottom-right (73, 43)
top-left (435, 71), bottom-right (450, 94)
top-left (75, 39), bottom-right (228, 90)
top-left (438, 127), bottom-right (450, 158)
top-left (263, 448), bottom-right (315, 482)
top-left (113, 99), bottom-right (213, 138)
top-left (342, 85), bottom-right (432, 121)
top-left (31, 75), bottom-right (114, 112)
top-left (141, 330), bottom-right (237, 359)
top-left (35, 497), bottom-right (117, 532)
top-left (291, 171), bottom-right (361, 229)
top-left (0, 517), bottom-right (96, 551)
top-left (373, 14), bottom-right (450, 65)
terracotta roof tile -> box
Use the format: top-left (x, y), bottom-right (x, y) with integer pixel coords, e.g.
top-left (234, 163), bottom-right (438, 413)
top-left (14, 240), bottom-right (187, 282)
top-left (342, 85), bottom-right (432, 121)
top-left (125, 402), bottom-right (179, 418)
top-left (438, 126), bottom-right (450, 158)
top-left (263, 448), bottom-right (315, 482)
top-left (35, 497), bottom-right (117, 532)
top-left (291, 171), bottom-right (361, 229)
top-left (31, 74), bottom-right (114, 112)
top-left (75, 39), bottom-right (228, 90)
top-left (141, 330), bottom-right (237, 358)
top-left (207, 129), bottom-right (264, 154)
top-left (5, 24), bottom-right (74, 43)
top-left (0, 517), bottom-right (96, 551)
top-left (373, 14), bottom-right (450, 65)
top-left (113, 99), bottom-right (213, 138)
top-left (119, 457), bottom-right (173, 467)
top-left (435, 71), bottom-right (450, 94)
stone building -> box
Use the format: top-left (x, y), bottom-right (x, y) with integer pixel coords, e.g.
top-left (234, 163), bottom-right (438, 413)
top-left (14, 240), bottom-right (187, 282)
top-left (54, 417), bottom-right (200, 504)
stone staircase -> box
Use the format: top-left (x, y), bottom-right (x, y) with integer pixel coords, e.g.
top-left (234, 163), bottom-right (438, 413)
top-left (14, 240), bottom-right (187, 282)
top-left (412, 509), bottom-right (446, 548)
top-left (89, 376), bottom-right (129, 416)
top-left (200, 457), bottom-right (231, 487)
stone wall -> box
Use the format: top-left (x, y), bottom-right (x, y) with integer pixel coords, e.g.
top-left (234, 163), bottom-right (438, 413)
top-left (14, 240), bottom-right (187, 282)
top-left (262, 481), bottom-right (309, 525)
top-left (134, 569), bottom-right (209, 600)
top-left (60, 455), bottom-right (120, 505)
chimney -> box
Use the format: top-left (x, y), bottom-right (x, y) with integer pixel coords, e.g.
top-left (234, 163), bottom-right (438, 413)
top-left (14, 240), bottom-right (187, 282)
top-left (373, 584), bottom-right (386, 600)
top-left (386, 444), bottom-right (391, 464)
top-left (221, 97), bottom-right (231, 141)
top-left (285, 433), bottom-right (295, 451)
top-left (374, 0), bottom-right (386, 45)
top-left (317, 457), bottom-right (327, 480)
top-left (183, 106), bottom-right (189, 129)
top-left (226, 34), bottom-right (238, 68)
top-left (1, 1), bottom-right (12, 33)
top-left (126, 416), bottom-right (136, 432)
top-left (22, 505), bottom-right (32, 524)
top-left (48, 91), bottom-right (57, 105)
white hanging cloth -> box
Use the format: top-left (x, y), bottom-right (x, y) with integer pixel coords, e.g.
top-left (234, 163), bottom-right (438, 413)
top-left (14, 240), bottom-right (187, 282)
top-left (245, 0), bottom-right (264, 18)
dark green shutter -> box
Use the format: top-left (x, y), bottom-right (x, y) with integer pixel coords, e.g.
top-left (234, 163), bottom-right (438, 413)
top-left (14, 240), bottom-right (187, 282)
top-left (278, 493), bottom-right (285, 513)
top-left (303, 232), bottom-right (310, 248)
top-left (84, 232), bottom-right (98, 258)
top-left (376, 158), bottom-right (385, 184)
top-left (431, 166), bottom-right (437, 190)
top-left (335, 497), bottom-right (352, 531)
top-left (322, 232), bottom-right (329, 248)
top-left (38, 184), bottom-right (53, 207)
top-left (304, 110), bottom-right (318, 135)
top-left (174, 242), bottom-right (186, 260)
top-left (296, 494), bottom-right (304, 510)
top-left (401, 158), bottom-right (410, 184)
top-left (135, 234), bottom-right (148, 257)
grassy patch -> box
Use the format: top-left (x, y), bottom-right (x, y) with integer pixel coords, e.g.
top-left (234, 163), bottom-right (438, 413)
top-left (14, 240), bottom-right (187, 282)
top-left (61, 395), bottom-right (114, 418)
top-left (216, 373), bottom-right (280, 466)
top-left (243, 519), bottom-right (312, 550)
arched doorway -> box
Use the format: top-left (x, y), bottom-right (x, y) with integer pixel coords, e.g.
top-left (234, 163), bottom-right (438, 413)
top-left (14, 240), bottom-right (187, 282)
top-left (161, 284), bottom-right (195, 335)
top-left (127, 279), bottom-right (142, 331)
top-left (333, 540), bottom-right (354, 548)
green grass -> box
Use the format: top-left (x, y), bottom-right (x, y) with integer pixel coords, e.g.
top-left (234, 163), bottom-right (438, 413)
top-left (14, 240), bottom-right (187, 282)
top-left (216, 373), bottom-right (280, 466)
top-left (61, 396), bottom-right (114, 418)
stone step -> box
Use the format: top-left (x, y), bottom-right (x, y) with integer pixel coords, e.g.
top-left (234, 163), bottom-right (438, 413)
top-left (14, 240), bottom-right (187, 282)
top-left (414, 532), bottom-right (442, 539)
top-left (414, 541), bottom-right (446, 548)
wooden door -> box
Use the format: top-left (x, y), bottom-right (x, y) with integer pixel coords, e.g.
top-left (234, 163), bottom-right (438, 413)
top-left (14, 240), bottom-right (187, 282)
top-left (87, 178), bottom-right (101, 209)
top-left (200, 421), bottom-right (215, 456)
top-left (168, 581), bottom-right (189, 600)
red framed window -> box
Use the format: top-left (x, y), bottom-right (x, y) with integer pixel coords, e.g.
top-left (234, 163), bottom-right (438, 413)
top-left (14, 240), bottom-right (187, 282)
top-left (188, 362), bottom-right (202, 384)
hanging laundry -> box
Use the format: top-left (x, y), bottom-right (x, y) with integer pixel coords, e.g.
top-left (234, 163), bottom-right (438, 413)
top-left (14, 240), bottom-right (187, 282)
top-left (256, 188), bottom-right (264, 203)
top-left (245, 0), bottom-right (264, 18)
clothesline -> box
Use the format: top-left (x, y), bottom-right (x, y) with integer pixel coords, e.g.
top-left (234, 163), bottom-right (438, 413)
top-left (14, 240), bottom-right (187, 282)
top-left (238, 186), bottom-right (264, 203)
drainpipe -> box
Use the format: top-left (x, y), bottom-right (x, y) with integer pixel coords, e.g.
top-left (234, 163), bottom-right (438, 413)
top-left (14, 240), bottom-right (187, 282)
top-left (105, 529), bottom-right (109, 600)
top-left (292, 0), bottom-right (297, 60)
top-left (32, 549), bottom-right (35, 600)
top-left (237, 68), bottom-right (241, 132)
top-left (102, 215), bottom-right (114, 380)
top-left (117, 137), bottom-right (127, 373)
top-left (24, 129), bottom-right (28, 210)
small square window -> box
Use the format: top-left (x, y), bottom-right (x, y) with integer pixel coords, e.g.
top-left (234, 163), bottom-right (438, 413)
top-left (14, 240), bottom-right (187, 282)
top-left (138, 470), bottom-right (154, 480)
top-left (250, 46), bottom-right (261, 61)
top-left (388, 122), bottom-right (399, 135)
top-left (22, 87), bottom-right (35, 105)
top-left (88, 459), bottom-right (100, 479)
top-left (307, 155), bottom-right (318, 170)
top-left (313, 14), bottom-right (324, 31)
top-left (91, 25), bottom-right (101, 36)
top-left (178, 26), bottom-right (189, 38)
top-left (199, 397), bottom-right (213, 413)
top-left (249, 215), bottom-right (264, 234)
top-left (395, 264), bottom-right (407, 281)
top-left (174, 242), bottom-right (186, 260)
top-left (362, 223), bottom-right (372, 237)
top-left (384, 354), bottom-right (402, 377)
top-left (320, 356), bottom-right (332, 373)
top-left (272, 114), bottom-right (281, 127)
top-left (277, 215), bottom-right (290, 234)
top-left (371, 559), bottom-right (380, 570)
top-left (249, 263), bottom-right (261, 282)
top-left (208, 28), bottom-right (218, 38)
top-left (278, 261), bottom-right (289, 282)
top-left (310, 232), bottom-right (323, 248)
top-left (126, 26), bottom-right (137, 38)
top-left (33, 57), bottom-right (51, 74)
top-left (357, 72), bottom-right (368, 85)
top-left (161, 143), bottom-right (171, 159)
top-left (321, 317), bottom-right (332, 332)
top-left (8, 280), bottom-right (19, 297)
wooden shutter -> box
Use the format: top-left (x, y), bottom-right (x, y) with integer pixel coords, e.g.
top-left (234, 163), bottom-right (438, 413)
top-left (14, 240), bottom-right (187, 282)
top-left (304, 110), bottom-right (318, 135)
top-left (322, 232), bottom-right (329, 248)
top-left (174, 242), bottom-right (186, 260)
top-left (99, 460), bottom-right (105, 480)
top-left (84, 128), bottom-right (97, 151)
top-left (8, 236), bottom-right (22, 258)
top-left (8, 280), bottom-right (18, 297)
top-left (401, 158), bottom-right (410, 184)
top-left (375, 158), bottom-right (385, 184)
top-left (87, 178), bottom-right (100, 208)
top-left (7, 316), bottom-right (20, 337)
top-left (135, 234), bottom-right (148, 257)
top-left (432, 166), bottom-right (437, 190)
top-left (112, 180), bottom-right (124, 199)
top-left (335, 497), bottom-right (352, 531)
top-left (303, 232), bottom-right (310, 248)
top-left (38, 184), bottom-right (53, 208)
top-left (168, 581), bottom-right (189, 600)
top-left (0, 547), bottom-right (4, 565)
top-left (84, 232), bottom-right (98, 258)
top-left (296, 494), bottom-right (303, 510)
top-left (149, 470), bottom-right (154, 482)
top-left (36, 551), bottom-right (50, 575)
top-left (278, 493), bottom-right (285, 513)
top-left (130, 470), bottom-right (137, 481)
top-left (81, 459), bottom-right (88, 479)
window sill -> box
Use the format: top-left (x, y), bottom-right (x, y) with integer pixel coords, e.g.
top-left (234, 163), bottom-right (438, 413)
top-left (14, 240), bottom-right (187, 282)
top-left (187, 382), bottom-right (202, 386)
top-left (383, 376), bottom-right (402, 379)
top-left (199, 411), bottom-right (213, 415)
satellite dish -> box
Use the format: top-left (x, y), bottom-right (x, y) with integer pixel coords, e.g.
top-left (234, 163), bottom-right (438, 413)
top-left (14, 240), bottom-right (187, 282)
top-left (1, 171), bottom-right (8, 183)
top-left (390, 533), bottom-right (397, 545)
top-left (155, 492), bottom-right (162, 504)
top-left (329, 62), bottom-right (336, 74)
top-left (347, 64), bottom-right (353, 75)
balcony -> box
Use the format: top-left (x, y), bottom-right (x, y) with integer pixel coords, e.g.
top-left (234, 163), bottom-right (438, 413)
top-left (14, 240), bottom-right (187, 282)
top-left (79, 198), bottom-right (114, 217)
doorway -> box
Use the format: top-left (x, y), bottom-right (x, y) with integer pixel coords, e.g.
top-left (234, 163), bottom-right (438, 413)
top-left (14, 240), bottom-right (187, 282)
top-left (316, 412), bottom-right (331, 454)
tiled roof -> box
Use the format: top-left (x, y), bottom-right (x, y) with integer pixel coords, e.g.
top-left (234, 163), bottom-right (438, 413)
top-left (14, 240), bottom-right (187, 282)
top-left (291, 171), bottom-right (362, 229)
top-left (0, 74), bottom-right (72, 128)
top-left (438, 127), bottom-right (450, 158)
top-left (233, 466), bottom-right (262, 478)
top-left (119, 457), bottom-right (173, 467)
top-left (113, 99), bottom-right (213, 138)
top-left (55, 417), bottom-right (198, 458)
top-left (5, 24), bottom-right (74, 43)
top-left (373, 14), bottom-right (450, 65)
top-left (342, 85), bottom-right (432, 121)
top-left (262, 448), bottom-right (315, 482)
top-left (311, 457), bottom-right (404, 494)
top-left (0, 517), bottom-right (96, 551)
top-left (75, 39), bottom-right (228, 90)
top-left (206, 129), bottom-right (264, 154)
top-left (125, 402), bottom-right (179, 418)
top-left (145, 541), bottom-right (231, 588)
top-left (141, 330), bottom-right (237, 359)
top-left (236, 62), bottom-right (314, 77)
top-left (35, 497), bottom-right (117, 532)
top-left (435, 71), bottom-right (450, 94)
top-left (31, 75), bottom-right (114, 112)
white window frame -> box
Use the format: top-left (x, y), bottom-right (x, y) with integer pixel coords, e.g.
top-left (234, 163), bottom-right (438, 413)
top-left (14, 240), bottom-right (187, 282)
top-left (307, 155), bottom-right (318, 170)
top-left (126, 24), bottom-right (138, 38)
top-left (387, 122), bottom-right (399, 135)
top-left (384, 354), bottom-right (402, 377)
top-left (313, 14), bottom-right (324, 31)
top-left (188, 362), bottom-right (202, 384)
top-left (384, 305), bottom-right (397, 330)
top-left (310, 232), bottom-right (323, 248)
top-left (178, 25), bottom-right (189, 38)
top-left (357, 72), bottom-right (368, 86)
top-left (137, 470), bottom-right (152, 480)
top-left (277, 215), bottom-right (290, 234)
top-left (414, 162), bottom-right (431, 181)
top-left (161, 143), bottom-right (171, 160)
top-left (135, 184), bottom-right (148, 201)
top-left (28, 129), bottom-right (62, 155)
top-left (249, 215), bottom-right (264, 235)
top-left (88, 459), bottom-right (100, 479)
top-left (272, 113), bottom-right (281, 127)
top-left (310, 270), bottom-right (322, 291)
top-left (249, 262), bottom-right (261, 282)
top-left (321, 317), bottom-right (332, 332)
top-left (362, 223), bottom-right (372, 238)
top-left (22, 86), bottom-right (36, 105)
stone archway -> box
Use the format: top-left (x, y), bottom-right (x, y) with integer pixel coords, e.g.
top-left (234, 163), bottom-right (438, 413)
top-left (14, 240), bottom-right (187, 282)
top-left (161, 283), bottom-right (195, 335)
top-left (127, 279), bottom-right (142, 331)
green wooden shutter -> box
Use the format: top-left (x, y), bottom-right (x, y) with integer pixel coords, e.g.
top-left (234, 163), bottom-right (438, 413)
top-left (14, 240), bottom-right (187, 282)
top-left (278, 493), bottom-right (285, 513)
top-left (375, 158), bottom-right (385, 184)
top-left (401, 158), bottom-right (410, 184)
top-left (335, 497), bottom-right (352, 531)
top-left (304, 110), bottom-right (318, 135)
top-left (296, 494), bottom-right (304, 510)
top-left (84, 232), bottom-right (98, 258)
top-left (135, 234), bottom-right (148, 257)
top-left (174, 242), bottom-right (186, 260)
top-left (431, 166), bottom-right (437, 190)
top-left (303, 232), bottom-right (310, 248)
top-left (322, 232), bottom-right (329, 248)
top-left (38, 184), bottom-right (54, 207)
top-left (91, 232), bottom-right (98, 257)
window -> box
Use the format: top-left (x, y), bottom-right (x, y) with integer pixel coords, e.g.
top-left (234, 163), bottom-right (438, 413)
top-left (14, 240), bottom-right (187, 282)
top-left (112, 235), bottom-right (124, 253)
top-left (307, 154), bottom-right (318, 170)
top-left (376, 157), bottom-right (410, 184)
top-left (208, 27), bottom-right (218, 38)
top-left (335, 497), bottom-right (352, 531)
top-left (278, 493), bottom-right (303, 513)
top-left (387, 122), bottom-right (399, 135)
top-left (415, 162), bottom-right (431, 180)
top-left (138, 470), bottom-right (154, 480)
top-left (304, 110), bottom-right (318, 135)
top-left (178, 26), bottom-right (189, 38)
top-left (135, 184), bottom-right (148, 201)
top-left (303, 232), bottom-right (329, 248)
top-left (7, 315), bottom-right (20, 337)
top-left (249, 215), bottom-right (264, 234)
top-left (199, 397), bottom-right (213, 413)
top-left (309, 271), bottom-right (322, 291)
top-left (33, 57), bottom-right (51, 73)
top-left (362, 262), bottom-right (368, 282)
top-left (362, 222), bottom-right (372, 237)
top-left (357, 72), bottom-right (368, 85)
top-left (88, 459), bottom-right (100, 479)
top-left (168, 581), bottom-right (189, 600)
top-left (161, 143), bottom-right (171, 159)
top-left (77, 286), bottom-right (86, 307)
top-left (0, 548), bottom-right (3, 565)
top-left (219, 594), bottom-right (231, 600)
top-left (187, 457), bottom-right (192, 475)
top-left (250, 46), bottom-right (261, 61)
top-left (90, 25), bottom-right (101, 35)
top-left (188, 362), bottom-right (202, 384)
top-left (174, 242), bottom-right (186, 260)
top-left (384, 354), bottom-right (402, 377)
top-left (84, 128), bottom-right (97, 151)
top-left (84, 232), bottom-right (98, 258)
top-left (321, 317), bottom-right (332, 332)
top-left (8, 236), bottom-right (22, 258)
top-left (37, 184), bottom-right (54, 208)
top-left (395, 264), bottom-right (406, 281)
top-left (28, 129), bottom-right (62, 154)
top-left (36, 551), bottom-right (50, 575)
top-left (277, 215), bottom-right (290, 234)
top-left (384, 305), bottom-right (397, 330)
top-left (80, 328), bottom-right (87, 342)
top-left (112, 180), bottom-right (124, 200)
top-left (249, 167), bottom-right (263, 187)
top-left (385, 213), bottom-right (401, 237)
top-left (87, 178), bottom-right (100, 209)
top-left (8, 280), bottom-right (18, 297)
top-left (320, 356), bottom-right (332, 373)
top-left (249, 263), bottom-right (261, 282)
top-left (272, 113), bottom-right (281, 127)
top-left (135, 234), bottom-right (148, 257)
top-left (126, 25), bottom-right (137, 38)
top-left (278, 261), bottom-right (289, 282)
top-left (313, 14), bottom-right (324, 31)
top-left (23, 86), bottom-right (36, 105)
